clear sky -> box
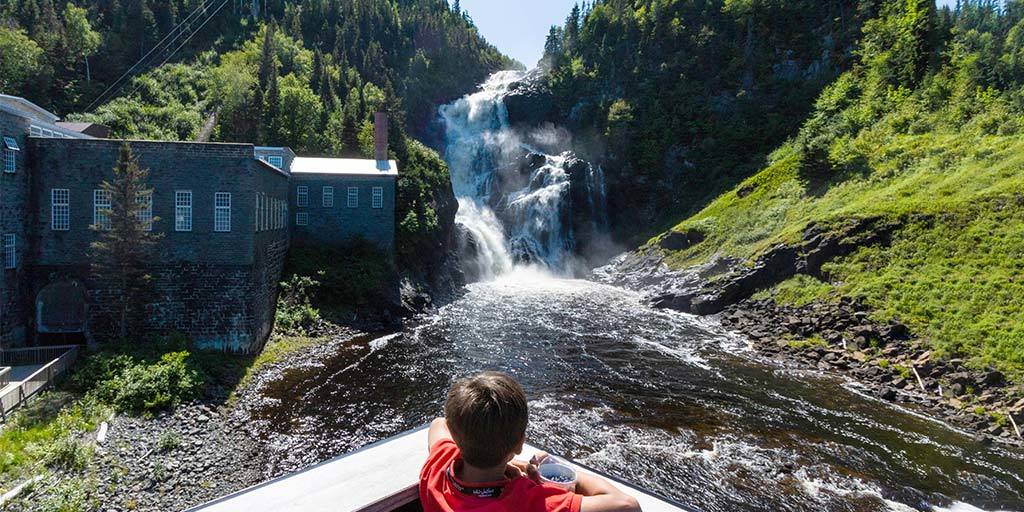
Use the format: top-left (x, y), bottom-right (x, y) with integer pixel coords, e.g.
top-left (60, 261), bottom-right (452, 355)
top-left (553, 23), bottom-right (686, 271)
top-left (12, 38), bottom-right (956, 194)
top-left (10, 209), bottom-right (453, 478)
top-left (453, 0), bottom-right (579, 69)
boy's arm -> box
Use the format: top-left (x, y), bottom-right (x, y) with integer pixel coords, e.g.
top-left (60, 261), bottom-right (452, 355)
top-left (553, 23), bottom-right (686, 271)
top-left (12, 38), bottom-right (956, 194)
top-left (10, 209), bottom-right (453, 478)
top-left (577, 472), bottom-right (642, 512)
top-left (527, 452), bottom-right (641, 512)
top-left (427, 417), bottom-right (453, 449)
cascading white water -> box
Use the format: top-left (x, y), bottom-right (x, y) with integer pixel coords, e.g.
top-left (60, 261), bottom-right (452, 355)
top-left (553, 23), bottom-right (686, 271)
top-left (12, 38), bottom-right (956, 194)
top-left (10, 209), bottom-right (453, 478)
top-left (441, 70), bottom-right (606, 279)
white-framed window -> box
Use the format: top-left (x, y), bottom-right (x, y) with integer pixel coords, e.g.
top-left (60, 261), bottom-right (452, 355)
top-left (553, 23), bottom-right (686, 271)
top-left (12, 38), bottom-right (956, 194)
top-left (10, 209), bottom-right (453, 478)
top-left (3, 136), bottom-right (19, 173)
top-left (175, 191), bottom-right (192, 232)
top-left (263, 194), bottom-right (269, 231)
top-left (256, 193), bottom-right (264, 232)
top-left (3, 234), bottom-right (15, 270)
top-left (215, 192), bottom-right (231, 232)
top-left (323, 186), bottom-right (334, 208)
top-left (295, 212), bottom-right (308, 226)
top-left (93, 189), bottom-right (112, 230)
top-left (268, 155), bottom-right (284, 168)
top-left (29, 126), bottom-right (43, 137)
top-left (372, 186), bottom-right (383, 209)
top-left (347, 186), bottom-right (359, 208)
top-left (297, 186), bottom-right (308, 207)
top-left (136, 191), bottom-right (153, 231)
top-left (51, 189), bottom-right (70, 231)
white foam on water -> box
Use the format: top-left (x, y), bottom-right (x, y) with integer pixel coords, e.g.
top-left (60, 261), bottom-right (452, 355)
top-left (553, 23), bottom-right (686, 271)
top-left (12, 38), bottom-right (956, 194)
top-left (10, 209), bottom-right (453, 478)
top-left (369, 332), bottom-right (402, 351)
top-left (932, 503), bottom-right (1015, 512)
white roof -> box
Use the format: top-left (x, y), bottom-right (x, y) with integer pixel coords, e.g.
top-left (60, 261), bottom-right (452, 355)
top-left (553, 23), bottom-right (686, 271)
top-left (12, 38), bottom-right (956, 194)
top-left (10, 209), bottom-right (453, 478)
top-left (291, 157), bottom-right (398, 176)
top-left (0, 94), bottom-right (60, 123)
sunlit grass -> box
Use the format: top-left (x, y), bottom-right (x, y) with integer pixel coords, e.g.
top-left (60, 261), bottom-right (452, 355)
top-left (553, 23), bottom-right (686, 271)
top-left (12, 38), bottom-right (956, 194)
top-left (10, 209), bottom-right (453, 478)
top-left (657, 128), bottom-right (1024, 379)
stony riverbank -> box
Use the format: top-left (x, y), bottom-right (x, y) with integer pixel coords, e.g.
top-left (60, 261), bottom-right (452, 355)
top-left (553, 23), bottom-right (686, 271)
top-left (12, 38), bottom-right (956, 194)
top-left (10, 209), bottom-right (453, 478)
top-left (596, 248), bottom-right (1024, 449)
top-left (1, 327), bottom-right (368, 512)
top-left (721, 298), bottom-right (1024, 448)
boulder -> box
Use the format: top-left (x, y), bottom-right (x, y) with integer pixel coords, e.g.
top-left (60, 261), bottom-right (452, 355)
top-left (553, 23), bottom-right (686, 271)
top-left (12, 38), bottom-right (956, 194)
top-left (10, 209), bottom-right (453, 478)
top-left (976, 370), bottom-right (1006, 389)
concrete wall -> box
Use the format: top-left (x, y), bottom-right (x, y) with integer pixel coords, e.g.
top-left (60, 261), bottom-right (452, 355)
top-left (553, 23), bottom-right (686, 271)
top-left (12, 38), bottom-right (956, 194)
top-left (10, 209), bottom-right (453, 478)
top-left (0, 110), bottom-right (31, 348)
top-left (290, 174), bottom-right (396, 250)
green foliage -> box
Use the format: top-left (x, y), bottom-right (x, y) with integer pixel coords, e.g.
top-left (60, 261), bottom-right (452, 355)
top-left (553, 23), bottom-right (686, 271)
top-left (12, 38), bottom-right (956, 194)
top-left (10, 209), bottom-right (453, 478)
top-left (395, 139), bottom-right (451, 273)
top-left (157, 430), bottom-right (182, 452)
top-left (274, 273), bottom-right (322, 336)
top-left (89, 143), bottom-right (162, 340)
top-left (0, 26), bottom-right (43, 93)
top-left (283, 241), bottom-right (392, 312)
top-left (543, 0), bottom-right (871, 243)
top-left (752, 275), bottom-right (836, 307)
top-left (2, 0), bottom-right (510, 144)
top-left (656, 1), bottom-right (1024, 381)
top-left (33, 477), bottom-right (99, 512)
top-left (785, 335), bottom-right (828, 350)
top-left (0, 392), bottom-right (108, 489)
top-left (90, 351), bottom-right (201, 413)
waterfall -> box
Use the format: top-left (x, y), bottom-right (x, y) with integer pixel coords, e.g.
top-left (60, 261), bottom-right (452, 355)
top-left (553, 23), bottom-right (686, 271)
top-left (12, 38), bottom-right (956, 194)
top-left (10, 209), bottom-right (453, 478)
top-left (441, 71), bottom-right (607, 279)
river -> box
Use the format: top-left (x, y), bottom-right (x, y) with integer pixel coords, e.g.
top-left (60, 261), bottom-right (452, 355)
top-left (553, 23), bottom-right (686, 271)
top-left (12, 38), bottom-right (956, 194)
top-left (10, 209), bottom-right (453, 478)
top-left (252, 268), bottom-right (1024, 512)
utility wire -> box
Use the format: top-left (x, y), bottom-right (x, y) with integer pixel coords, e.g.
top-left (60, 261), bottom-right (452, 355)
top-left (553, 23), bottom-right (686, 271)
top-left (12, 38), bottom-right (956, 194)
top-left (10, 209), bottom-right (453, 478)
top-left (121, 0), bottom-right (232, 102)
top-left (120, 0), bottom-right (232, 103)
top-left (85, 0), bottom-right (220, 111)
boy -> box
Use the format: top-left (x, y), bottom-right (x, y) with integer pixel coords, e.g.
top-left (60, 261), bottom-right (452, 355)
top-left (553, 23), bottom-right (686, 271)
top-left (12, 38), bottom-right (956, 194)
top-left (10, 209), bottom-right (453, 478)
top-left (420, 371), bottom-right (642, 512)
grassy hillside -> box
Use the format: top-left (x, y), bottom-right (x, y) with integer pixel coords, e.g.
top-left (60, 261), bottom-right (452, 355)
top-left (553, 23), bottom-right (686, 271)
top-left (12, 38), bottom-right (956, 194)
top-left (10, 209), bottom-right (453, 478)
top-left (653, 0), bottom-right (1024, 379)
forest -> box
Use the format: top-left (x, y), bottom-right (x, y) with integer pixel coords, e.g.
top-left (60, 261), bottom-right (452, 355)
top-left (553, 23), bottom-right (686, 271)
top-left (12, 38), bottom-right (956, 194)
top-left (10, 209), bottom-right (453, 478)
top-left (0, 0), bottom-right (513, 275)
top-left (621, 0), bottom-right (1024, 378)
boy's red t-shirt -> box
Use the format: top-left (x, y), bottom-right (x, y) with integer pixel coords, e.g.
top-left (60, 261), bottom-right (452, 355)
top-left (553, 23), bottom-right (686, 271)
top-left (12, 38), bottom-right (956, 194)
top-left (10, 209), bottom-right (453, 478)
top-left (419, 439), bottom-right (583, 512)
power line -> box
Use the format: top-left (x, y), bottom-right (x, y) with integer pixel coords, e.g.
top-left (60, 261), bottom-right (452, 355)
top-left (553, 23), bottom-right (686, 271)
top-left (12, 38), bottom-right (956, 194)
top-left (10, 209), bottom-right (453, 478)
top-left (85, 0), bottom-right (222, 111)
top-left (122, 0), bottom-right (233, 102)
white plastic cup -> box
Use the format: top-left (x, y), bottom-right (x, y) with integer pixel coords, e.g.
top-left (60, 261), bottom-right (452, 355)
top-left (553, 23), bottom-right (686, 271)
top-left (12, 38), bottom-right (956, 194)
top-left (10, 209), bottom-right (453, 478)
top-left (538, 461), bottom-right (577, 491)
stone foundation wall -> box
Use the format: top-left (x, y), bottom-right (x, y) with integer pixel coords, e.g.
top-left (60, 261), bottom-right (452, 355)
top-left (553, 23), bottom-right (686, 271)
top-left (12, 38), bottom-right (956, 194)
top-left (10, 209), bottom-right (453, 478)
top-left (0, 110), bottom-right (31, 348)
top-left (32, 263), bottom-right (277, 353)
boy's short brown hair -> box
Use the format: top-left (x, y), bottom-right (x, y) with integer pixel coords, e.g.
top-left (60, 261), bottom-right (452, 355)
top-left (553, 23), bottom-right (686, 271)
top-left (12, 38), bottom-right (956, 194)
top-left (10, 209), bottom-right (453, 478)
top-left (444, 372), bottom-right (529, 468)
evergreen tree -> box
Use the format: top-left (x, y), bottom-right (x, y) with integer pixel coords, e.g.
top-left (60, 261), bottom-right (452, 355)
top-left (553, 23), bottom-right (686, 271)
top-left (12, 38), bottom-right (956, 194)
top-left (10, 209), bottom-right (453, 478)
top-left (256, 21), bottom-right (281, 143)
top-left (90, 142), bottom-right (162, 341)
top-left (564, 3), bottom-right (581, 52)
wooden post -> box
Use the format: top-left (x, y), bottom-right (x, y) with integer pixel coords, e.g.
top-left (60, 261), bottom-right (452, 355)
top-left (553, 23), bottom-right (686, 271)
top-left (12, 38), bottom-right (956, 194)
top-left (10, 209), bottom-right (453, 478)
top-left (1010, 413), bottom-right (1022, 439)
top-left (911, 365), bottom-right (927, 392)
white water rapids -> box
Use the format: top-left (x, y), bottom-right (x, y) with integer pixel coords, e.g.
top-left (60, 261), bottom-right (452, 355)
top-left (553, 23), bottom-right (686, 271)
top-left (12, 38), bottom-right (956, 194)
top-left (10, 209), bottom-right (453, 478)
top-left (440, 70), bottom-right (607, 278)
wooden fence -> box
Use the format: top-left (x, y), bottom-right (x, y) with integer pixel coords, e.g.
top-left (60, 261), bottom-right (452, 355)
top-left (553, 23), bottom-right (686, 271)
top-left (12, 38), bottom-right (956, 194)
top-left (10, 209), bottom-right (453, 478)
top-left (0, 345), bottom-right (80, 420)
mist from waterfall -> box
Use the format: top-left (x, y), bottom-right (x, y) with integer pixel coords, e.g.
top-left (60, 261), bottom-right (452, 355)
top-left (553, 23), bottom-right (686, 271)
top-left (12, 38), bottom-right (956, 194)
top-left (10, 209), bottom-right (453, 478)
top-left (440, 70), bottom-right (607, 280)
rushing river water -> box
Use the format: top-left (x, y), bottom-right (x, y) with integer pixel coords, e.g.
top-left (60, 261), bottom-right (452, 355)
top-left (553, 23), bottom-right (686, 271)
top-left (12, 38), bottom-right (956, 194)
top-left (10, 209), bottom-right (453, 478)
top-left (253, 269), bottom-right (1024, 512)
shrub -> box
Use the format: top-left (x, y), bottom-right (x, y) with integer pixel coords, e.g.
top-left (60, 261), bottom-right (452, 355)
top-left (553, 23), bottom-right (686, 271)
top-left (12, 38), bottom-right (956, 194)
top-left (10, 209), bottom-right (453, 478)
top-left (157, 430), bottom-right (182, 452)
top-left (93, 351), bottom-right (201, 413)
top-left (34, 477), bottom-right (98, 512)
top-left (274, 274), bottom-right (321, 335)
top-left (37, 434), bottom-right (94, 471)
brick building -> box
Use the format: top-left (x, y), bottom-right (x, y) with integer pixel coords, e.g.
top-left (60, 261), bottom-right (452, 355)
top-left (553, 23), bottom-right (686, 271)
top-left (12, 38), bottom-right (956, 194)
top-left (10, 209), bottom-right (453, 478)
top-left (0, 94), bottom-right (397, 353)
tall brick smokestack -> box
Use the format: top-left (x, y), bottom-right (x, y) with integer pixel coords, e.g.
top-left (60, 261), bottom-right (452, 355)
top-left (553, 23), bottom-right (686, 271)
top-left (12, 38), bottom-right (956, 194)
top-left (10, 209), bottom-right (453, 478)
top-left (374, 112), bottom-right (388, 162)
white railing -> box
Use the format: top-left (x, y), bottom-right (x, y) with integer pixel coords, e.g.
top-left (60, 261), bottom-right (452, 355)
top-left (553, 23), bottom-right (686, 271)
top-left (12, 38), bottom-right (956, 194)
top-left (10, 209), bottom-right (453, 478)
top-left (0, 367), bottom-right (9, 388)
top-left (0, 345), bottom-right (80, 420)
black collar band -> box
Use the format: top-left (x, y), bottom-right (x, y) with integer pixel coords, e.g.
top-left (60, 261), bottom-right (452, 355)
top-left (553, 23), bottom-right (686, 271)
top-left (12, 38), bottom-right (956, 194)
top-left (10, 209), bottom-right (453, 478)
top-left (446, 466), bottom-right (505, 499)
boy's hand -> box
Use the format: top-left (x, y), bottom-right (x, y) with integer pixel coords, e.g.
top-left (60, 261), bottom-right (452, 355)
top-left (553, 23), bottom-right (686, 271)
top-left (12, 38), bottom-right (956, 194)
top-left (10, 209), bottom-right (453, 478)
top-left (525, 451), bottom-right (550, 484)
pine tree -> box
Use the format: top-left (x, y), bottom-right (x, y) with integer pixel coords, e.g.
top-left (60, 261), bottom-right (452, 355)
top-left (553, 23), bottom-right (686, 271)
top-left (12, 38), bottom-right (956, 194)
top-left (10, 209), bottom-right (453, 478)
top-left (564, 3), bottom-right (581, 52)
top-left (90, 142), bottom-right (162, 341)
top-left (256, 21), bottom-right (281, 143)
